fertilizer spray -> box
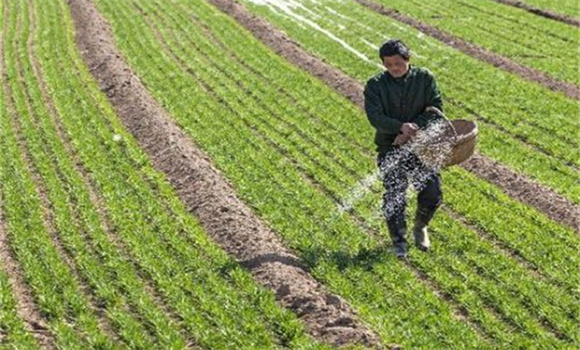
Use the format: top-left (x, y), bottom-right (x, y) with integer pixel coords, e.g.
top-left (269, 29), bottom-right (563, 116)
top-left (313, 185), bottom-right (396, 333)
top-left (338, 120), bottom-right (453, 219)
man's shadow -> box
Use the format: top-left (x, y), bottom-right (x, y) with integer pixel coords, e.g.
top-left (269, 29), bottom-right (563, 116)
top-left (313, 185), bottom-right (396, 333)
top-left (301, 244), bottom-right (391, 273)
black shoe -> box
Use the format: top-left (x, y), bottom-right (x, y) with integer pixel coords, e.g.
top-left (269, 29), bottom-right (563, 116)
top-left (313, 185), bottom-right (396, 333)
top-left (393, 242), bottom-right (408, 259)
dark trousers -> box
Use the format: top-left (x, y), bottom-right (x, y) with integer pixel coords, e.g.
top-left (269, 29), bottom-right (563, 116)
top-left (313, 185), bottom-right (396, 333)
top-left (377, 148), bottom-right (442, 243)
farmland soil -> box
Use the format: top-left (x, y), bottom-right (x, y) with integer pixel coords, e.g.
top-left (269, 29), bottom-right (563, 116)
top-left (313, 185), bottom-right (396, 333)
top-left (68, 0), bottom-right (385, 348)
top-left (207, 0), bottom-right (579, 232)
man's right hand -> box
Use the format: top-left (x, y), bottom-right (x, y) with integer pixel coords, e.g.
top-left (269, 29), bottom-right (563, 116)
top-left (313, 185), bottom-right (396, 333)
top-left (400, 123), bottom-right (419, 136)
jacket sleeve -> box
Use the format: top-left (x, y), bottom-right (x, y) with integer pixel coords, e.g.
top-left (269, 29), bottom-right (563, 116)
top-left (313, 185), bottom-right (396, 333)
top-left (413, 72), bottom-right (443, 128)
top-left (364, 80), bottom-right (402, 134)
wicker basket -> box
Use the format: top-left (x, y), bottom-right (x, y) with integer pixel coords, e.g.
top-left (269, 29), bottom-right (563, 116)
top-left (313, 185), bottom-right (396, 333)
top-left (446, 119), bottom-right (478, 166)
top-left (410, 107), bottom-right (478, 168)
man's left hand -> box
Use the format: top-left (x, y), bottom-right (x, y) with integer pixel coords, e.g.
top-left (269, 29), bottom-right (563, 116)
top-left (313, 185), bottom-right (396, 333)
top-left (393, 133), bottom-right (411, 145)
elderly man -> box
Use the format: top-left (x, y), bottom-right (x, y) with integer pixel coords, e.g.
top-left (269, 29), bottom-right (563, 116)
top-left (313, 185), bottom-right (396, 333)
top-left (364, 39), bottom-right (444, 258)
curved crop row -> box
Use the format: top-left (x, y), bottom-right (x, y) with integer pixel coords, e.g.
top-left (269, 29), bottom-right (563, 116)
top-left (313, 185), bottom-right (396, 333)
top-left (0, 3), bottom-right (40, 348)
top-left (2, 1), bottom-right (118, 347)
top-left (92, 0), bottom-right (579, 347)
top-left (495, 0), bottom-right (580, 19)
top-left (0, 0), bottom-right (329, 349)
top-left (0, 270), bottom-right (40, 349)
top-left (367, 0), bottom-right (579, 86)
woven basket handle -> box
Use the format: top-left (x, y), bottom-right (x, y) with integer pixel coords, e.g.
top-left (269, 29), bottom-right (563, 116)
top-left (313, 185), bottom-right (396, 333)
top-left (424, 106), bottom-right (458, 143)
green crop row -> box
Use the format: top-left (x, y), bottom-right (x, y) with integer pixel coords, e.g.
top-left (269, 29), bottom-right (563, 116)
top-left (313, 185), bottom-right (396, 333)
top-left (367, 0), bottom-right (579, 85)
top-left (0, 3), bottom-right (38, 348)
top-left (8, 2), bottom-right (180, 348)
top-left (0, 270), bottom-right (40, 349)
top-left (0, 0), bottom-right (330, 349)
top-left (2, 1), bottom-right (121, 348)
top-left (507, 0), bottom-right (580, 19)
top-left (237, 0), bottom-right (580, 204)
top-left (93, 0), bottom-right (579, 347)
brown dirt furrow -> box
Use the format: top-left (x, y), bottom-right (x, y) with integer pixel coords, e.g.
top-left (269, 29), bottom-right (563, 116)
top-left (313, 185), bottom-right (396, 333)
top-left (68, 0), bottom-right (381, 347)
top-left (351, 0), bottom-right (579, 100)
top-left (206, 0), bottom-right (580, 233)
top-left (488, 0), bottom-right (580, 27)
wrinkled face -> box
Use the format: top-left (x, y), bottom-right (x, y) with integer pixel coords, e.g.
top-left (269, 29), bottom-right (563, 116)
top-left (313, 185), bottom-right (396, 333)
top-left (382, 55), bottom-right (410, 78)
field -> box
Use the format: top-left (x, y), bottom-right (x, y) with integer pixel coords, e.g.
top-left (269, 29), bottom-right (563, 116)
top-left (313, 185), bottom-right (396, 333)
top-left (0, 0), bottom-right (578, 349)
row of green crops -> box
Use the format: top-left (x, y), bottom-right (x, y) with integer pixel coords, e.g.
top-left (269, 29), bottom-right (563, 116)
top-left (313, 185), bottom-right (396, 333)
top-left (504, 0), bottom-right (580, 19)
top-left (2, 0), bottom-right (113, 347)
top-left (0, 2), bottom-right (39, 348)
top-left (236, 0), bottom-right (580, 205)
top-left (0, 0), bottom-right (331, 349)
top-left (92, 0), bottom-right (579, 348)
top-left (365, 0), bottom-right (580, 86)
top-left (0, 270), bottom-right (40, 349)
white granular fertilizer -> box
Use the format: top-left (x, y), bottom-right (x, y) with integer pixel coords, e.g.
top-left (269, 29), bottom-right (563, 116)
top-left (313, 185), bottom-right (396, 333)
top-left (338, 120), bottom-right (453, 218)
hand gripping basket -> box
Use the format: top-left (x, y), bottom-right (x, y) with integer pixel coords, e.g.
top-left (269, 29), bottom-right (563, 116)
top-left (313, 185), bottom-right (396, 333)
top-left (410, 107), bottom-right (478, 168)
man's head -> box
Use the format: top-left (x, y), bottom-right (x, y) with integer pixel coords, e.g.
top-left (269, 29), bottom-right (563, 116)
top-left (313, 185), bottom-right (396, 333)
top-left (379, 39), bottom-right (410, 78)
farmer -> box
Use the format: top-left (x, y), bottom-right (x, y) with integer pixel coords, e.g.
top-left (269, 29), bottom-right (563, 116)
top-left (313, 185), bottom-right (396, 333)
top-left (363, 39), bottom-right (444, 258)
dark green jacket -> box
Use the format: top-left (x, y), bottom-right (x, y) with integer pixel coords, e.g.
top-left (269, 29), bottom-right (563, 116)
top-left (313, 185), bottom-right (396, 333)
top-left (363, 66), bottom-right (443, 152)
